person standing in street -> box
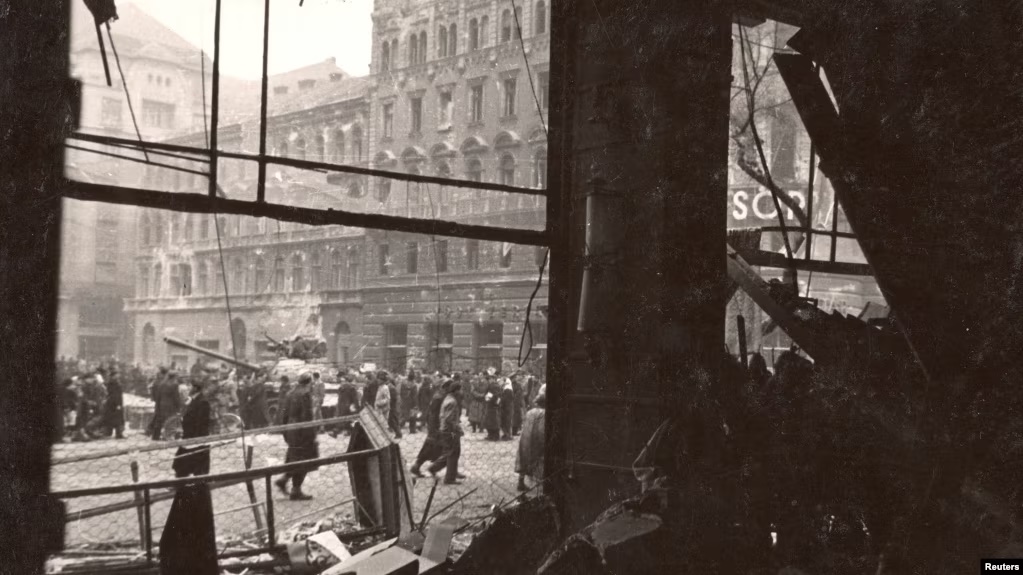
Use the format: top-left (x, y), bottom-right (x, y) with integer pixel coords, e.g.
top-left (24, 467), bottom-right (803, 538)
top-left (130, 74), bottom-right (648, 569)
top-left (499, 377), bottom-right (515, 441)
top-left (311, 371), bottom-right (326, 423)
top-left (102, 368), bottom-right (125, 439)
top-left (516, 387), bottom-right (546, 491)
top-left (174, 379), bottom-right (212, 477)
top-left (387, 377), bottom-right (402, 439)
top-left (411, 379), bottom-right (447, 477)
top-left (399, 375), bottom-right (417, 434)
top-left (330, 375), bottom-right (360, 437)
top-left (275, 373), bottom-right (318, 500)
top-left (427, 382), bottom-right (464, 485)
top-left (374, 374), bottom-right (392, 423)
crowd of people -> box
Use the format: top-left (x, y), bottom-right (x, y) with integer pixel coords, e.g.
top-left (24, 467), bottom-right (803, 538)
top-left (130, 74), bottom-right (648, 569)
top-left (54, 355), bottom-right (549, 496)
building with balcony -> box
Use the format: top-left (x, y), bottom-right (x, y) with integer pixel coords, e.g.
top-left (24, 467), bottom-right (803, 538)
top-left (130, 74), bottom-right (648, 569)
top-left (125, 0), bottom-right (553, 376)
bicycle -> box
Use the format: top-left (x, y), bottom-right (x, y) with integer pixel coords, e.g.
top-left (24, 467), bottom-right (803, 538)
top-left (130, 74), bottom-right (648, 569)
top-left (159, 410), bottom-right (245, 441)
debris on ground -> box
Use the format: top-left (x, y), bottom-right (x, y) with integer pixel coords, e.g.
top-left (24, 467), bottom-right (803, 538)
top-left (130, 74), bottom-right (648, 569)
top-left (449, 495), bottom-right (559, 575)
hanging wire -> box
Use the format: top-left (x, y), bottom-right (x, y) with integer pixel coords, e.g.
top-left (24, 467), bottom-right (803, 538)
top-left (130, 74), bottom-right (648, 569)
top-left (518, 248), bottom-right (549, 366)
top-left (509, 0), bottom-right (548, 137)
top-left (105, 23), bottom-right (149, 163)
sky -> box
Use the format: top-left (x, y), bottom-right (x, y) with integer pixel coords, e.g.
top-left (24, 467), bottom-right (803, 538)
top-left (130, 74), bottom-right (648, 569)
top-left (125, 0), bottom-right (375, 79)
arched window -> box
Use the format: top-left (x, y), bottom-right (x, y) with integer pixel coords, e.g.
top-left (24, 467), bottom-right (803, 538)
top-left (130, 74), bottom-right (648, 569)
top-left (254, 256), bottom-right (266, 292)
top-left (278, 140), bottom-right (289, 158)
top-left (138, 265), bottom-right (149, 298)
top-left (501, 9), bottom-right (512, 42)
top-left (480, 16), bottom-right (489, 46)
top-left (533, 147), bottom-right (548, 188)
top-left (184, 214), bottom-right (194, 239)
top-left (273, 256), bottom-right (286, 292)
top-left (170, 213), bottom-right (182, 241)
top-left (448, 23), bottom-right (457, 55)
top-left (469, 18), bottom-right (479, 50)
top-left (408, 34), bottom-right (418, 67)
top-left (291, 253), bottom-right (304, 291)
top-left (142, 323), bottom-right (155, 365)
top-left (438, 26), bottom-right (448, 58)
top-left (197, 260), bottom-right (208, 295)
top-left (391, 39), bottom-right (399, 67)
top-left (500, 154), bottom-right (516, 185)
top-left (295, 137), bottom-right (307, 161)
top-left (535, 1), bottom-right (547, 34)
top-left (153, 263), bottom-right (162, 297)
top-left (351, 126), bottom-right (363, 163)
top-left (466, 157), bottom-right (483, 182)
top-left (418, 31), bottom-right (427, 64)
top-left (310, 251), bottom-right (322, 291)
top-left (334, 321), bottom-right (351, 364)
top-left (200, 214), bottom-right (209, 239)
top-left (333, 129), bottom-right (345, 164)
top-left (515, 7), bottom-right (523, 38)
top-left (381, 41), bottom-right (391, 71)
top-left (314, 134), bottom-right (325, 162)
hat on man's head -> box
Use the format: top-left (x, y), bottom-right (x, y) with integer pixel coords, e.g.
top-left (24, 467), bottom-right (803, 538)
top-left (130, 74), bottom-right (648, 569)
top-left (299, 373), bottom-right (313, 385)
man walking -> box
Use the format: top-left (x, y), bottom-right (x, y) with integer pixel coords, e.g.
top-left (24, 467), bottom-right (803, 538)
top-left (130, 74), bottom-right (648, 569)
top-left (427, 382), bottom-right (464, 485)
top-left (275, 373), bottom-right (318, 500)
top-left (411, 379), bottom-right (447, 477)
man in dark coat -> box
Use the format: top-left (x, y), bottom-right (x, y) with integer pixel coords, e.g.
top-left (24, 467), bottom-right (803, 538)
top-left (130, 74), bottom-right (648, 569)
top-left (152, 371), bottom-right (181, 441)
top-left (399, 376), bottom-right (417, 434)
top-left (483, 376), bottom-right (502, 441)
top-left (275, 373), bottom-right (318, 500)
top-left (511, 373), bottom-right (525, 437)
top-left (411, 379), bottom-right (448, 477)
top-left (330, 375), bottom-right (360, 437)
top-left (174, 379), bottom-right (212, 478)
top-left (102, 368), bottom-right (125, 439)
top-left (499, 378), bottom-right (515, 441)
top-left (427, 382), bottom-right (464, 484)
top-left (362, 373), bottom-right (381, 410)
top-left (387, 379), bottom-right (402, 439)
top-left (417, 376), bottom-right (434, 424)
top-left (468, 375), bottom-right (487, 433)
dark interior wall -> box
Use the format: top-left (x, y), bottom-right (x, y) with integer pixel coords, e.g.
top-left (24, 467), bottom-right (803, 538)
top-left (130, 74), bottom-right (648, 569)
top-left (0, 2), bottom-right (71, 570)
top-left (548, 0), bottom-right (733, 532)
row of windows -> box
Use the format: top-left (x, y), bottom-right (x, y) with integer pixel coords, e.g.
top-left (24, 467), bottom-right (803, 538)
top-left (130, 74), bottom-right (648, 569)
top-left (379, 2), bottom-right (549, 72)
top-left (136, 247), bottom-right (362, 298)
top-left (136, 240), bottom-right (546, 298)
top-left (382, 73), bottom-right (548, 138)
top-left (376, 240), bottom-right (547, 276)
top-left (275, 125), bottom-right (364, 164)
top-left (381, 319), bottom-right (547, 372)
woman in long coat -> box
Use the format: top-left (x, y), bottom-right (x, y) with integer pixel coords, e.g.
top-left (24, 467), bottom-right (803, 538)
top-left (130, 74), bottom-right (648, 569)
top-left (468, 375), bottom-right (487, 433)
top-left (173, 380), bottom-right (212, 477)
top-left (499, 378), bottom-right (515, 440)
top-left (483, 377), bottom-right (502, 441)
top-left (516, 391), bottom-right (545, 491)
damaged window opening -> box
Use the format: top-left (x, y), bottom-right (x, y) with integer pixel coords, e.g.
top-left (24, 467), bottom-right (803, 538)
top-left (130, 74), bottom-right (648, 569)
top-left (55, 0), bottom-right (552, 571)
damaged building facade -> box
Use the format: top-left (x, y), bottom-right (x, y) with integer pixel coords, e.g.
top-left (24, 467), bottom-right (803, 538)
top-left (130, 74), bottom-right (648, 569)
top-left (125, 0), bottom-right (553, 375)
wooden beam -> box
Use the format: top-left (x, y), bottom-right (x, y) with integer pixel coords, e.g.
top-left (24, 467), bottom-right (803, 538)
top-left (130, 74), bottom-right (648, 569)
top-left (62, 179), bottom-right (548, 247)
top-left (740, 248), bottom-right (874, 276)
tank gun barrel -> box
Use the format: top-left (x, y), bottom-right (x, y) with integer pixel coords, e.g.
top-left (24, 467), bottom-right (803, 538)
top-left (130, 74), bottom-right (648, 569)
top-left (163, 337), bottom-right (261, 371)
